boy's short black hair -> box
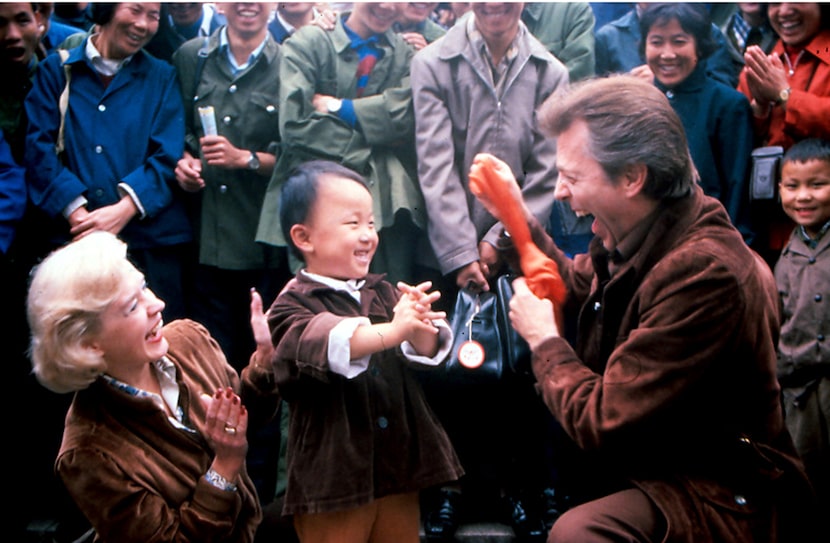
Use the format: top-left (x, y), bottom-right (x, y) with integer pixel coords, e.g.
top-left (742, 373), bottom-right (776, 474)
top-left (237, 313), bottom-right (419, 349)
top-left (279, 160), bottom-right (369, 262)
top-left (782, 138), bottom-right (830, 166)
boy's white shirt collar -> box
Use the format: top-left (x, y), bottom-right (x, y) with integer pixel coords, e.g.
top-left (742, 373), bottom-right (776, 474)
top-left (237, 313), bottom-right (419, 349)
top-left (302, 269), bottom-right (366, 302)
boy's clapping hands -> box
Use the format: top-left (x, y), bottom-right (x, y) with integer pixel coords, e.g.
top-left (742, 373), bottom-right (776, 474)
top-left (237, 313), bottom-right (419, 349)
top-left (394, 281), bottom-right (447, 357)
top-left (396, 281), bottom-right (446, 329)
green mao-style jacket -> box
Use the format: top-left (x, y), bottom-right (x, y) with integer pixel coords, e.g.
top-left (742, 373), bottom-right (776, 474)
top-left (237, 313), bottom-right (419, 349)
top-left (522, 2), bottom-right (596, 82)
top-left (174, 30), bottom-right (283, 270)
top-left (256, 13), bottom-right (423, 248)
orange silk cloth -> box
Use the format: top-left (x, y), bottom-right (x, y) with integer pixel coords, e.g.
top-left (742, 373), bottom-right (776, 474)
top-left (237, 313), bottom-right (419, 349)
top-left (469, 153), bottom-right (566, 327)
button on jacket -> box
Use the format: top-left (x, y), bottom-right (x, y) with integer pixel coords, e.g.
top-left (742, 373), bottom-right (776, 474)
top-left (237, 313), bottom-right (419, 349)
top-left (775, 226), bottom-right (830, 382)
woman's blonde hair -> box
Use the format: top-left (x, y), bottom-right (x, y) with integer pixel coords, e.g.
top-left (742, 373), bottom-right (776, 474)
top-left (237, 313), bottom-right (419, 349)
top-left (27, 232), bottom-right (134, 393)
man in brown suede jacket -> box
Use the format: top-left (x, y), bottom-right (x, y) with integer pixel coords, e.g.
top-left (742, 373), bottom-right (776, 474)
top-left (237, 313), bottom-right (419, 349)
top-left (472, 75), bottom-right (820, 542)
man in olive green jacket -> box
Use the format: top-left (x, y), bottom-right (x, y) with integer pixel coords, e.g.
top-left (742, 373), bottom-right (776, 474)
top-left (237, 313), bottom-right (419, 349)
top-left (173, 3), bottom-right (288, 372)
top-left (256, 3), bottom-right (426, 285)
top-left (522, 2), bottom-right (596, 82)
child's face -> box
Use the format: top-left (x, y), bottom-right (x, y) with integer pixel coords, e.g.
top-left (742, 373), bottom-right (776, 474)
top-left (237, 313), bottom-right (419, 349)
top-left (300, 175), bottom-right (378, 280)
top-left (779, 159), bottom-right (830, 237)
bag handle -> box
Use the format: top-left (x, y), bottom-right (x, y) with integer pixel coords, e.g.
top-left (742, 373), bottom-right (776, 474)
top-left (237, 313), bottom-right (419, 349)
top-left (55, 48), bottom-right (72, 157)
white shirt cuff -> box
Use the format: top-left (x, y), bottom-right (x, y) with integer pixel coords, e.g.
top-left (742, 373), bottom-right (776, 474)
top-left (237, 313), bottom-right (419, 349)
top-left (118, 183), bottom-right (146, 219)
top-left (328, 317), bottom-right (371, 379)
top-left (400, 319), bottom-right (453, 366)
top-left (62, 195), bottom-right (87, 219)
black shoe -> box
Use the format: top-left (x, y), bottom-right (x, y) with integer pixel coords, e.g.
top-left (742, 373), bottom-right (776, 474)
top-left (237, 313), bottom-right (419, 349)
top-left (540, 487), bottom-right (569, 532)
top-left (423, 489), bottom-right (461, 541)
top-left (503, 495), bottom-right (546, 542)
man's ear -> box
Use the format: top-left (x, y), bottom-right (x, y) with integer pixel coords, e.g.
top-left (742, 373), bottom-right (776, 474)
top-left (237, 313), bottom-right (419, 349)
top-left (289, 224), bottom-right (312, 254)
top-left (34, 10), bottom-right (45, 33)
top-left (621, 163), bottom-right (648, 198)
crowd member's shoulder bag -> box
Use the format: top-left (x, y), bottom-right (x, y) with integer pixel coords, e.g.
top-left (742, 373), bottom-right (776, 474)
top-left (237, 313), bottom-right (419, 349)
top-left (750, 146), bottom-right (784, 200)
top-left (445, 274), bottom-right (532, 385)
top-left (55, 48), bottom-right (72, 158)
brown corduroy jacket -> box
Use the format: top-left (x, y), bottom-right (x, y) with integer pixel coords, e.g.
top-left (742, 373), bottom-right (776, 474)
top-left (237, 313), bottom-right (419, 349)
top-left (527, 186), bottom-right (819, 541)
top-left (57, 320), bottom-right (262, 543)
top-left (268, 272), bottom-right (463, 516)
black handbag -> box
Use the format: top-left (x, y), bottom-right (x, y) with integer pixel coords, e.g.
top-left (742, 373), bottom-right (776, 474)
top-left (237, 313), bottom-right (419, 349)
top-left (445, 275), bottom-right (531, 385)
top-left (495, 275), bottom-right (532, 376)
top-left (750, 146), bottom-right (784, 200)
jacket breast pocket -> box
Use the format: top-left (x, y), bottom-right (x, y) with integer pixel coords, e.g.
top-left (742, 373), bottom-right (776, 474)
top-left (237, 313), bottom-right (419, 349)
top-left (247, 92), bottom-right (281, 145)
top-left (315, 77), bottom-right (339, 99)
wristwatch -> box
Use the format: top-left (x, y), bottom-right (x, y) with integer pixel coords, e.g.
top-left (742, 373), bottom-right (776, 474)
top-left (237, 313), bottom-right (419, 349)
top-left (204, 468), bottom-right (237, 492)
top-left (776, 87), bottom-right (791, 106)
top-left (327, 98), bottom-right (342, 114)
top-left (246, 150), bottom-right (260, 171)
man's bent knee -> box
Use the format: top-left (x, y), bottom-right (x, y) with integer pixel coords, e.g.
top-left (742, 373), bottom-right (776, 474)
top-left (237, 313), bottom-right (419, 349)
top-left (548, 489), bottom-right (666, 543)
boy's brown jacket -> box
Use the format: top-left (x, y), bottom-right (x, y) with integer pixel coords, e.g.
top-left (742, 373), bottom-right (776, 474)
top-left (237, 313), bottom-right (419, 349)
top-left (268, 272), bottom-right (463, 515)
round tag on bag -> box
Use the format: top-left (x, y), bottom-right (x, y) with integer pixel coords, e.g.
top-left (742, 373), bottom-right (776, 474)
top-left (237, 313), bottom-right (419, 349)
top-left (457, 340), bottom-right (485, 369)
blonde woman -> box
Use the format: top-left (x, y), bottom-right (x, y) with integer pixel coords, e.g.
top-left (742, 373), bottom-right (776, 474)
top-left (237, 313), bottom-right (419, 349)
top-left (27, 231), bottom-right (278, 542)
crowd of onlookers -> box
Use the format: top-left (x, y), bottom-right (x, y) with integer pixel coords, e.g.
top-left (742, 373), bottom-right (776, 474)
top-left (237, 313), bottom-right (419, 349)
top-left (3, 2), bottom-right (827, 542)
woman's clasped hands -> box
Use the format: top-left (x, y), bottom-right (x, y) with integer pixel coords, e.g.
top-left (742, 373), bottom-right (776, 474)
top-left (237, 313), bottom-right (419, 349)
top-left (200, 386), bottom-right (248, 483)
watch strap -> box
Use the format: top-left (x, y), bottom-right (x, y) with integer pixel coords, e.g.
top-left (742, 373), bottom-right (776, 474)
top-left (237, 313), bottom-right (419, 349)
top-left (204, 468), bottom-right (237, 492)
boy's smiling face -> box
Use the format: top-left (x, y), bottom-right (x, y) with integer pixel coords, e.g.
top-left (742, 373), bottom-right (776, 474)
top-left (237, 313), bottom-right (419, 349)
top-left (779, 159), bottom-right (830, 237)
top-left (294, 175), bottom-right (378, 281)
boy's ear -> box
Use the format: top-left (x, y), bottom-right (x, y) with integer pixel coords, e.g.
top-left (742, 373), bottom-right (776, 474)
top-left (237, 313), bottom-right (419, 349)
top-left (289, 224), bottom-right (313, 254)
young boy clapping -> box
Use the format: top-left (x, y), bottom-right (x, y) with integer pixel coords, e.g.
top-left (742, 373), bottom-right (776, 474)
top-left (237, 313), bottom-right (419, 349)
top-left (264, 160), bottom-right (463, 543)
